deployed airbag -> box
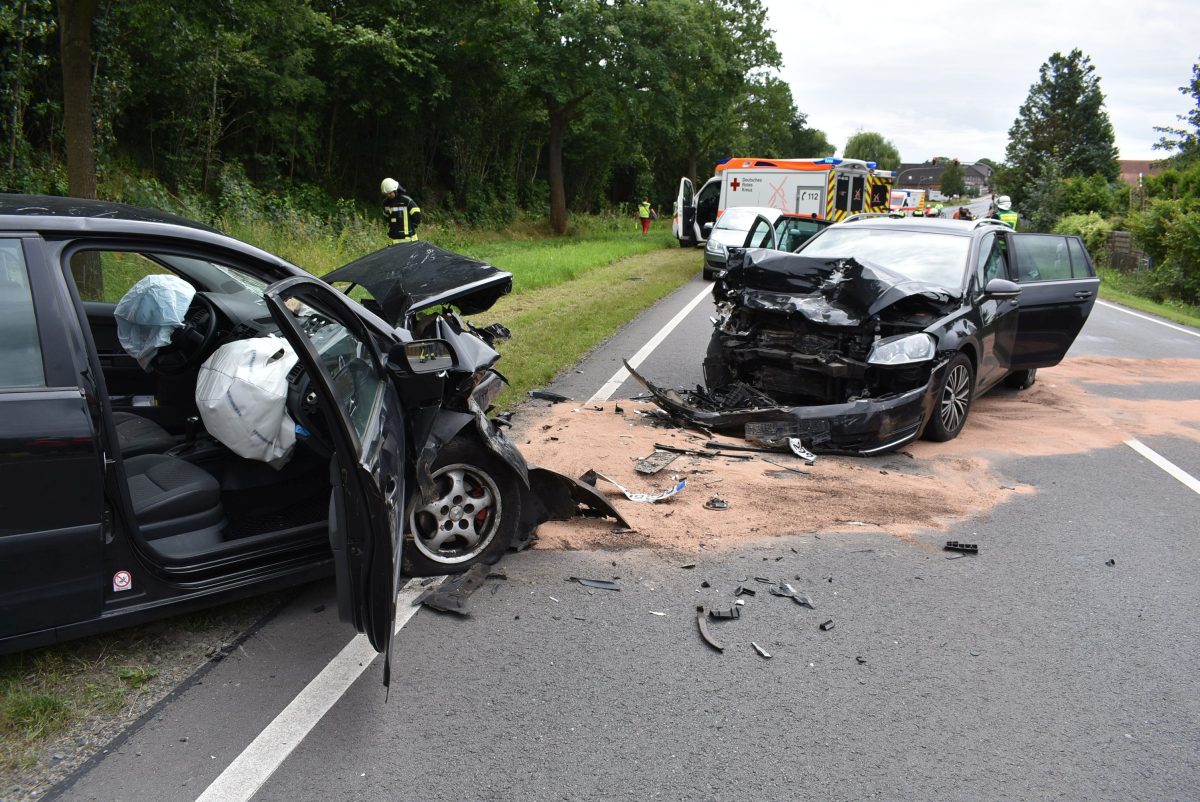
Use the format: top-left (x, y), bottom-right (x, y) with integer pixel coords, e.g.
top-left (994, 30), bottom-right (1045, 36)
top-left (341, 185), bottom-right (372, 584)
top-left (114, 274), bottom-right (195, 368)
top-left (195, 337), bottom-right (300, 466)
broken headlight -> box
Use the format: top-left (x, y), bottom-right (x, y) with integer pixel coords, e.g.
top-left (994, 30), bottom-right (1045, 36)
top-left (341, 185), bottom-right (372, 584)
top-left (867, 332), bottom-right (936, 365)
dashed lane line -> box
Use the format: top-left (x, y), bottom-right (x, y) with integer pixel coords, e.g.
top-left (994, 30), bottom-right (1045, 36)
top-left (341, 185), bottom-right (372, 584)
top-left (194, 579), bottom-right (440, 802)
top-left (1125, 438), bottom-right (1200, 496)
top-left (588, 283), bottom-right (713, 403)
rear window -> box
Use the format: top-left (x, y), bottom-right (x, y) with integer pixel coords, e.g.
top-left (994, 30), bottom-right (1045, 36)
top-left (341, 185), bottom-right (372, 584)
top-left (0, 240), bottom-right (45, 388)
top-left (1012, 235), bottom-right (1076, 282)
top-left (798, 227), bottom-right (970, 291)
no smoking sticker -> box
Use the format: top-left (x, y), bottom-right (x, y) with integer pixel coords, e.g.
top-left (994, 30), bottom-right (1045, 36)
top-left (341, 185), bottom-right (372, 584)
top-left (112, 570), bottom-right (132, 592)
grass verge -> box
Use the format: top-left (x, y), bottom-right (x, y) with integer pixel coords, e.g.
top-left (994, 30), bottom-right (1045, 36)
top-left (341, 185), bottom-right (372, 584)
top-left (480, 247), bottom-right (701, 409)
top-left (1098, 268), bottom-right (1200, 329)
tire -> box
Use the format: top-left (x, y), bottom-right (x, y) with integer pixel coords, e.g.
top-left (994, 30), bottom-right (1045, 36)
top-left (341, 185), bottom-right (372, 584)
top-left (403, 436), bottom-right (521, 576)
top-left (679, 236), bottom-right (694, 248)
top-left (922, 352), bottom-right (975, 442)
top-left (702, 266), bottom-right (716, 281)
top-left (702, 331), bottom-right (733, 388)
top-left (1003, 367), bottom-right (1037, 390)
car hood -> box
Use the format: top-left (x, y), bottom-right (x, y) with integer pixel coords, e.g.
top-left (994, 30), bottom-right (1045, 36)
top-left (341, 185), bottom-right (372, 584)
top-left (719, 248), bottom-right (957, 327)
top-left (323, 242), bottom-right (513, 325)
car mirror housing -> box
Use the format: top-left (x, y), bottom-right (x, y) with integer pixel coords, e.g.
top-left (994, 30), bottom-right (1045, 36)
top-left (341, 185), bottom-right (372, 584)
top-left (984, 278), bottom-right (1021, 299)
top-left (702, 222), bottom-right (714, 236)
top-left (389, 339), bottom-right (456, 374)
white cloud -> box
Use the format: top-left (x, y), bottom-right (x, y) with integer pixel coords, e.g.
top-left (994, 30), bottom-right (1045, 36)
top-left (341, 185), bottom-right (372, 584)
top-left (764, 0), bottom-right (1199, 161)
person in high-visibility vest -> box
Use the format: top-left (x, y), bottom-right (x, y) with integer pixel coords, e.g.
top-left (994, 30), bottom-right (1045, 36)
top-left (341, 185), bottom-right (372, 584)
top-left (990, 195), bottom-right (1019, 230)
top-left (381, 177), bottom-right (422, 243)
top-left (637, 198), bottom-right (655, 235)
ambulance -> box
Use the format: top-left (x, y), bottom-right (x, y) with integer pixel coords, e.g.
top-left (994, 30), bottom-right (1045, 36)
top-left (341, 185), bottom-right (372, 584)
top-left (673, 157), bottom-right (895, 247)
top-left (889, 188), bottom-right (927, 215)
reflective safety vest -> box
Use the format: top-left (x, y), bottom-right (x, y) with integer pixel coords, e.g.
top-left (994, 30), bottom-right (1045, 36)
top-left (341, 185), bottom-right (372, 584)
top-left (998, 209), bottom-right (1019, 229)
top-left (385, 195), bottom-right (422, 242)
top-left (638, 201), bottom-right (651, 219)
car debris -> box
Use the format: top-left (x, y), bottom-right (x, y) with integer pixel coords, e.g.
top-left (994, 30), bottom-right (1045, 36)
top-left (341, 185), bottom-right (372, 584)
top-left (696, 606), bottom-right (724, 652)
top-left (768, 582), bottom-right (816, 608)
top-left (753, 576), bottom-right (774, 584)
top-left (635, 449), bottom-right (679, 475)
top-left (819, 619), bottom-right (835, 631)
top-left (944, 540), bottom-right (979, 554)
top-left (752, 642), bottom-right (772, 659)
top-left (760, 458), bottom-right (809, 476)
top-left (580, 469), bottom-right (686, 503)
top-left (708, 605), bottom-right (742, 620)
top-left (414, 564), bottom-right (490, 615)
top-left (856, 656), bottom-right (867, 664)
top-left (569, 577), bottom-right (621, 591)
top-left (649, 610), bottom-right (667, 616)
top-left (704, 495), bottom-right (730, 510)
top-left (734, 585), bottom-right (756, 597)
top-left (1105, 558), bottom-right (1116, 567)
top-left (529, 389), bottom-right (572, 403)
top-left (787, 438), bottom-right (817, 464)
top-left (700, 580), bottom-right (711, 588)
top-left (680, 563), bottom-right (697, 569)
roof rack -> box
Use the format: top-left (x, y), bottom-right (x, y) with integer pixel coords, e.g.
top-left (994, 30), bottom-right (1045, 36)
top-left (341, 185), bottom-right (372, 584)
top-left (839, 212), bottom-right (905, 224)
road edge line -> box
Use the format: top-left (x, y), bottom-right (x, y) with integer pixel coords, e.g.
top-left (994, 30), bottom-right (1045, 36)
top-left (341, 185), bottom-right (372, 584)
top-left (588, 282), bottom-right (713, 402)
top-left (194, 580), bottom-right (437, 802)
top-left (1124, 438), bottom-right (1200, 496)
top-left (1097, 300), bottom-right (1200, 339)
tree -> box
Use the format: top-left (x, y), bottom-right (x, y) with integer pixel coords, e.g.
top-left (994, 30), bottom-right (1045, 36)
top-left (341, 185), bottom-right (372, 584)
top-left (1001, 49), bottom-right (1118, 207)
top-left (1153, 58), bottom-right (1200, 165)
top-left (57, 0), bottom-right (97, 199)
top-left (939, 160), bottom-right (965, 198)
top-left (843, 131), bottom-right (900, 171)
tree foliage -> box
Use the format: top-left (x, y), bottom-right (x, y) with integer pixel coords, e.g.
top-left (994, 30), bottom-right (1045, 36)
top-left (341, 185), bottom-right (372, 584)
top-left (1153, 58), bottom-right (1200, 165)
top-left (1001, 49), bottom-right (1118, 208)
top-left (938, 160), bottom-right (965, 197)
top-left (842, 131), bottom-right (900, 171)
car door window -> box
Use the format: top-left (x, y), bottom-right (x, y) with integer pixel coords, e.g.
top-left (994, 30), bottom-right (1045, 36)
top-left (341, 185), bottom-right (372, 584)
top-left (1011, 235), bottom-right (1073, 282)
top-left (745, 218), bottom-right (774, 248)
top-left (1067, 238), bottom-right (1093, 277)
top-left (285, 298), bottom-right (383, 447)
top-left (974, 233), bottom-right (1010, 291)
top-left (0, 239), bottom-right (46, 388)
top-left (70, 251), bottom-right (175, 303)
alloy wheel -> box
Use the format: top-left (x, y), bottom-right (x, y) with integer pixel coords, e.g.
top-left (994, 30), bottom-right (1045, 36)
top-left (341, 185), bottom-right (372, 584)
top-left (939, 363), bottom-right (971, 433)
top-left (410, 463), bottom-right (503, 565)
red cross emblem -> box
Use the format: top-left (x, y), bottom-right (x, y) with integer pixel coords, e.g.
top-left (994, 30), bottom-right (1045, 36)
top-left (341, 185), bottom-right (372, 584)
top-left (731, 178), bottom-right (741, 192)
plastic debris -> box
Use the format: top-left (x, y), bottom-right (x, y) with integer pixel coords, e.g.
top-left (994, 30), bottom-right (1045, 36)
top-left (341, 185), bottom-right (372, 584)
top-left (580, 469), bottom-right (686, 503)
top-left (944, 540), bottom-right (979, 554)
top-left (529, 389), bottom-right (571, 403)
top-left (1105, 558), bottom-right (1116, 567)
top-left (696, 606), bottom-right (724, 652)
top-left (752, 642), bottom-right (772, 659)
top-left (761, 458), bottom-right (809, 476)
top-left (768, 582), bottom-right (815, 608)
top-left (649, 610), bottom-right (666, 616)
top-left (856, 656), bottom-right (867, 665)
top-left (681, 563), bottom-right (697, 569)
top-left (414, 564), bottom-right (489, 615)
top-left (569, 577), bottom-right (620, 591)
top-left (787, 438), bottom-right (817, 464)
top-left (819, 619), bottom-right (835, 631)
top-left (700, 580), bottom-right (711, 588)
top-left (704, 495), bottom-right (730, 511)
top-left (734, 585), bottom-right (756, 597)
top-left (635, 449), bottom-right (679, 475)
top-left (708, 605), bottom-right (741, 620)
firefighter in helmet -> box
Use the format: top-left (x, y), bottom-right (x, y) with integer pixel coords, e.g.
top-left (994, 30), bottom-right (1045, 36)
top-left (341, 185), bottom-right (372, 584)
top-left (381, 178), bottom-right (422, 243)
top-left (990, 195), bottom-right (1019, 230)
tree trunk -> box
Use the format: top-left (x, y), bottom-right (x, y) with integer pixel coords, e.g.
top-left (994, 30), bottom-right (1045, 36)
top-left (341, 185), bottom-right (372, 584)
top-left (686, 152), bottom-right (698, 188)
top-left (58, 0), bottom-right (101, 299)
top-left (547, 101), bottom-right (568, 235)
top-left (8, 0), bottom-right (28, 176)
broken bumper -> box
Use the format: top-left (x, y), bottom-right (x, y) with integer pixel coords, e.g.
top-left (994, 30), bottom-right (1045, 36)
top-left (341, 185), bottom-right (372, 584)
top-left (626, 362), bottom-right (935, 456)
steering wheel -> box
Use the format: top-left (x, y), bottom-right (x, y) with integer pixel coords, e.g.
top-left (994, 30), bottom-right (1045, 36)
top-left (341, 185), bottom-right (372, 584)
top-left (152, 293), bottom-right (220, 375)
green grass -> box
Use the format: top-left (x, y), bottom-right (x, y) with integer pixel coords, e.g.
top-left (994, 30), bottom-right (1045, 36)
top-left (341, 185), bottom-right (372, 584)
top-left (1097, 267), bottom-right (1200, 329)
top-left (478, 246), bottom-right (700, 409)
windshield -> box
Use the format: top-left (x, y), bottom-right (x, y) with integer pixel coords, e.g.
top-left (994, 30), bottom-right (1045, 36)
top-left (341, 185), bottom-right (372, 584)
top-left (715, 208), bottom-right (772, 231)
top-left (798, 228), bottom-right (970, 290)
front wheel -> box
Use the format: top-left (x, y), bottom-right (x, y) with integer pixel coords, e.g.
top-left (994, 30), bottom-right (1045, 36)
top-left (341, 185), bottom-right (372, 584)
top-left (1003, 367), bottom-right (1037, 390)
top-left (923, 352), bottom-right (975, 442)
top-left (403, 436), bottom-right (521, 576)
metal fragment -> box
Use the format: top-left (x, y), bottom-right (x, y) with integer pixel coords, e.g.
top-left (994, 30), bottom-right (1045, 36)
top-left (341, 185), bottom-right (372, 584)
top-left (569, 577), bottom-right (620, 591)
top-left (752, 642), bottom-right (772, 659)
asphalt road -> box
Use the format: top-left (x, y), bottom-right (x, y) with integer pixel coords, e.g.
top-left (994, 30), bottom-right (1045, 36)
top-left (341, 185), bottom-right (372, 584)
top-left (49, 252), bottom-right (1200, 801)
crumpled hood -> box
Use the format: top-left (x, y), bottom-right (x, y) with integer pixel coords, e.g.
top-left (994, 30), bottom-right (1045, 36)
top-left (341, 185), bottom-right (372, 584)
top-left (323, 241), bottom-right (512, 325)
top-left (720, 248), bottom-right (956, 327)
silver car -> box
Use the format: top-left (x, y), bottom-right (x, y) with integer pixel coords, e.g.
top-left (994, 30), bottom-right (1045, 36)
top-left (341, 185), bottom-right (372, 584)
top-left (702, 206), bottom-right (783, 280)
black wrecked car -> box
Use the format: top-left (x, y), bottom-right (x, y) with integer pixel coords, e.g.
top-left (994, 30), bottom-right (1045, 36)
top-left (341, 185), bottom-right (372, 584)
top-left (634, 216), bottom-right (1098, 455)
top-left (0, 195), bottom-right (616, 661)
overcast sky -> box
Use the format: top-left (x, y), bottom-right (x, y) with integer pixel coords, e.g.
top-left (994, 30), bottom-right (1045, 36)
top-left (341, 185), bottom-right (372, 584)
top-left (763, 0), bottom-right (1199, 163)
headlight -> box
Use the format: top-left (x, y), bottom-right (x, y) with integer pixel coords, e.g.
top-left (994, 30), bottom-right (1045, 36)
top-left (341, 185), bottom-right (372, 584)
top-left (867, 333), bottom-right (936, 365)
top-left (705, 239), bottom-right (728, 256)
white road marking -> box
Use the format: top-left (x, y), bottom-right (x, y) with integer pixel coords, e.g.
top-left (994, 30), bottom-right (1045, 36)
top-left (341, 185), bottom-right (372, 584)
top-left (194, 579), bottom-right (439, 802)
top-left (1097, 300), bottom-right (1200, 339)
top-left (588, 283), bottom-right (713, 402)
top-left (1125, 439), bottom-right (1200, 496)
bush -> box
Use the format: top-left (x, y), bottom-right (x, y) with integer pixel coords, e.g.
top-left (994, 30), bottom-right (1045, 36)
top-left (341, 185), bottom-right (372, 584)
top-left (1062, 173), bottom-right (1127, 216)
top-left (1127, 197), bottom-right (1200, 304)
top-left (1053, 213), bottom-right (1116, 265)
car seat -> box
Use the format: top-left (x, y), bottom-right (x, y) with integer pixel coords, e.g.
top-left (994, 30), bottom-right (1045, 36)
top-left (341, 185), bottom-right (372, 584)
top-left (112, 411), bottom-right (178, 456)
top-left (123, 454), bottom-right (225, 551)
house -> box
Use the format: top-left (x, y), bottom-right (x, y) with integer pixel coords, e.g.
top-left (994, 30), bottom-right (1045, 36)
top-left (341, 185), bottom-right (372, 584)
top-left (894, 162), bottom-right (993, 195)
top-left (1117, 159), bottom-right (1165, 186)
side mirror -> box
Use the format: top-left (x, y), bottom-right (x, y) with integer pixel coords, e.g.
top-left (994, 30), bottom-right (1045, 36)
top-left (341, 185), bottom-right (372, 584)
top-left (702, 222), bottom-right (714, 236)
top-left (388, 338), bottom-right (455, 374)
top-left (984, 278), bottom-right (1021, 299)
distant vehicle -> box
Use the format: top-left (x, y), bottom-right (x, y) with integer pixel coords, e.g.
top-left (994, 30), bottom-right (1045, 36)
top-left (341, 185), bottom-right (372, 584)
top-left (890, 188), bottom-right (926, 215)
top-left (702, 206), bottom-right (782, 280)
top-left (674, 157), bottom-right (894, 247)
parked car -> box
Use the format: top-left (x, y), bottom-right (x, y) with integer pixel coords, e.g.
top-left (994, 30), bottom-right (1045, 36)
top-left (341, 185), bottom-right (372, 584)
top-left (0, 195), bottom-right (616, 664)
top-left (702, 206), bottom-right (782, 280)
top-left (677, 216), bottom-right (1100, 454)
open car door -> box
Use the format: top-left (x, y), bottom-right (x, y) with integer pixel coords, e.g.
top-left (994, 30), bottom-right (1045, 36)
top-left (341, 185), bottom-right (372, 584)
top-left (264, 276), bottom-right (405, 685)
top-left (741, 215), bottom-right (779, 250)
top-left (1005, 233), bottom-right (1100, 370)
top-left (674, 177), bottom-right (696, 246)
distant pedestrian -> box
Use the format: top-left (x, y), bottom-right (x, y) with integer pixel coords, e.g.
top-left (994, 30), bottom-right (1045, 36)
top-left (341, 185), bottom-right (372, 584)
top-left (990, 195), bottom-right (1019, 230)
top-left (381, 177), bottom-right (422, 243)
top-left (637, 198), bottom-right (656, 235)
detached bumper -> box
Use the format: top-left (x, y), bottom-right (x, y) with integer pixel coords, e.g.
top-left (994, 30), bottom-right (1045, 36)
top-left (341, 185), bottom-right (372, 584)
top-left (626, 362), bottom-right (936, 456)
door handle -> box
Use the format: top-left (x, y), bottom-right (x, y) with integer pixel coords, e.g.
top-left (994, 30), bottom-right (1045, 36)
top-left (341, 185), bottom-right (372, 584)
top-left (1073, 291), bottom-right (1093, 299)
